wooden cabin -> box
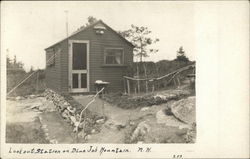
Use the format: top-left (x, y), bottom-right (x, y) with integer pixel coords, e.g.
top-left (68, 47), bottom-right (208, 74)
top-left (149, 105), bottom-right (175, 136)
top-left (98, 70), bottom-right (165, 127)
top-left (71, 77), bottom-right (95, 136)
top-left (45, 20), bottom-right (134, 93)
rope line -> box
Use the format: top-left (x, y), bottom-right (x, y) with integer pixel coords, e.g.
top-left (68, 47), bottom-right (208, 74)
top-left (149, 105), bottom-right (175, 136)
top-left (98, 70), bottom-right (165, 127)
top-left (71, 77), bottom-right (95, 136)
top-left (7, 71), bottom-right (37, 96)
top-left (7, 51), bottom-right (58, 96)
top-left (123, 64), bottom-right (195, 82)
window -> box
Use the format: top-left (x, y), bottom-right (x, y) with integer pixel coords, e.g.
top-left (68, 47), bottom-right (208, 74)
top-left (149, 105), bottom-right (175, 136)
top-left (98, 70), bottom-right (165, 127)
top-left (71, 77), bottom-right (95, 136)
top-left (46, 47), bottom-right (61, 67)
top-left (46, 48), bottom-right (55, 67)
top-left (104, 48), bottom-right (123, 65)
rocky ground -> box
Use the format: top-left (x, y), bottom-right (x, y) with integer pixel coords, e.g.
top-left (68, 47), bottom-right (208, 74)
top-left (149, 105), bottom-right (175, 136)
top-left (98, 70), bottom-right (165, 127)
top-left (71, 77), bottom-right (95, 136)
top-left (73, 88), bottom-right (196, 143)
top-left (6, 88), bottom-right (196, 144)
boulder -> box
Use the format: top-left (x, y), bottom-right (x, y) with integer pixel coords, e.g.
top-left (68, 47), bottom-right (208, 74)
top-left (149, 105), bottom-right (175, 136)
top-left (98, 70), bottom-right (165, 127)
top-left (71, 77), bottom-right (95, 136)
top-left (96, 118), bottom-right (105, 124)
top-left (49, 139), bottom-right (58, 144)
top-left (29, 94), bottom-right (36, 99)
top-left (140, 107), bottom-right (149, 111)
top-left (131, 121), bottom-right (150, 142)
top-left (61, 109), bottom-right (70, 119)
top-left (15, 96), bottom-right (22, 100)
top-left (67, 106), bottom-right (76, 114)
top-left (91, 129), bottom-right (96, 134)
top-left (171, 96), bottom-right (196, 124)
top-left (104, 119), bottom-right (126, 130)
top-left (78, 121), bottom-right (86, 129)
top-left (156, 109), bottom-right (187, 127)
top-left (70, 116), bottom-right (77, 125)
top-left (77, 131), bottom-right (86, 138)
top-left (85, 134), bottom-right (91, 140)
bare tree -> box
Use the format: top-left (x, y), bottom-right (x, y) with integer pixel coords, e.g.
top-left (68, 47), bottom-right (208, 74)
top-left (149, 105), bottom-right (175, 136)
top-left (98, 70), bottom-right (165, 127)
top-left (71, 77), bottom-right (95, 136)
top-left (119, 25), bottom-right (159, 93)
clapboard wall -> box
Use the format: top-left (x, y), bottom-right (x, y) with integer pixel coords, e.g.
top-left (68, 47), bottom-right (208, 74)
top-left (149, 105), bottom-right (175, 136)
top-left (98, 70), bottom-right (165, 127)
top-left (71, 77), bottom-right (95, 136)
top-left (45, 21), bottom-right (134, 93)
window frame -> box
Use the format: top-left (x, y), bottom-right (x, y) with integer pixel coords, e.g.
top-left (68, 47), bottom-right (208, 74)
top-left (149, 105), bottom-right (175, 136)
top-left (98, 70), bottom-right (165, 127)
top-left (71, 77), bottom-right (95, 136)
top-left (103, 48), bottom-right (124, 66)
top-left (46, 48), bottom-right (55, 67)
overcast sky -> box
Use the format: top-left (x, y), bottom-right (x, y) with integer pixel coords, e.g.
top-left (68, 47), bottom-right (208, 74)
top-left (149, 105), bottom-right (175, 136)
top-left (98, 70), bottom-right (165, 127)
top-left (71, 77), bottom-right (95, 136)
top-left (2, 1), bottom-right (195, 70)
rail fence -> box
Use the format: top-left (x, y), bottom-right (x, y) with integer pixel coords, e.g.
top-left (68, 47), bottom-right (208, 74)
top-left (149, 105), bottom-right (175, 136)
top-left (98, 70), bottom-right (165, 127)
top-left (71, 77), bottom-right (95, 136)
top-left (123, 64), bottom-right (195, 95)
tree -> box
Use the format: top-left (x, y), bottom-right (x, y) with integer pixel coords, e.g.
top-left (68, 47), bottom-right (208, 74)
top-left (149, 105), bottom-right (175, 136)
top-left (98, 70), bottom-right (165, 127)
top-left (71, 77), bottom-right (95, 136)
top-left (7, 55), bottom-right (12, 68)
top-left (175, 46), bottom-right (189, 62)
top-left (77, 16), bottom-right (98, 32)
top-left (85, 16), bottom-right (98, 27)
top-left (119, 25), bottom-right (159, 62)
top-left (13, 55), bottom-right (17, 65)
top-left (29, 66), bottom-right (34, 73)
top-left (88, 16), bottom-right (98, 25)
top-left (119, 25), bottom-right (159, 93)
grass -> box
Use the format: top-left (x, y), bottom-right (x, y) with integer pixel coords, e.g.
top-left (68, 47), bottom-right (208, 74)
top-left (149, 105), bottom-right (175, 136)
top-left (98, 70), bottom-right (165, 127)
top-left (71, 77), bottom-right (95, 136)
top-left (7, 70), bottom-right (46, 97)
top-left (102, 87), bottom-right (193, 109)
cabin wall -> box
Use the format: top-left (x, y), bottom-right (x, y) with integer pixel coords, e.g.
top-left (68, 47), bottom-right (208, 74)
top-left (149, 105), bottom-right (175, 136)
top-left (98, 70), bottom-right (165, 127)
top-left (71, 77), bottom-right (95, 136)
top-left (59, 40), bottom-right (69, 93)
top-left (45, 45), bottom-right (61, 92)
top-left (58, 25), bottom-right (133, 93)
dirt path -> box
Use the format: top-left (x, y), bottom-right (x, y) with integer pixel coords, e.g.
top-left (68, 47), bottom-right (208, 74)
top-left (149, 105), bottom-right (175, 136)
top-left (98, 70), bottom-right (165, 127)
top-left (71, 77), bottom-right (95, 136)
top-left (6, 98), bottom-right (48, 143)
top-left (6, 97), bottom-right (76, 144)
top-left (39, 112), bottom-right (76, 143)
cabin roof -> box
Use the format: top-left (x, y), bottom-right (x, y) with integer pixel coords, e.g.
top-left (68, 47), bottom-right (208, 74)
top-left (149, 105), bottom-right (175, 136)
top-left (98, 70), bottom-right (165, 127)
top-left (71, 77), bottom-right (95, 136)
top-left (45, 20), bottom-right (134, 50)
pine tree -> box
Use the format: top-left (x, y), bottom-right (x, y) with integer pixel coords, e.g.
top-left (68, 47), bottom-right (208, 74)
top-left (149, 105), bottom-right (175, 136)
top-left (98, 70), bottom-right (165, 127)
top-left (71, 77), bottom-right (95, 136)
top-left (175, 46), bottom-right (189, 62)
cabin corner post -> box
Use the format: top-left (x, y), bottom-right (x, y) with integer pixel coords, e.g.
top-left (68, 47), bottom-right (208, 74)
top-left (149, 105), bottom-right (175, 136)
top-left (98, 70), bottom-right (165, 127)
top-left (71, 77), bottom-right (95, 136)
top-left (68, 40), bottom-right (72, 92)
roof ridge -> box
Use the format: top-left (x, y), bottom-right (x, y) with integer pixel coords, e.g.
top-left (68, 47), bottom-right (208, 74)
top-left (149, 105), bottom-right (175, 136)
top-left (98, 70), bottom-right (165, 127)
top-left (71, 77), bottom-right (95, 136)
top-left (45, 19), bottom-right (134, 50)
top-left (70, 20), bottom-right (102, 38)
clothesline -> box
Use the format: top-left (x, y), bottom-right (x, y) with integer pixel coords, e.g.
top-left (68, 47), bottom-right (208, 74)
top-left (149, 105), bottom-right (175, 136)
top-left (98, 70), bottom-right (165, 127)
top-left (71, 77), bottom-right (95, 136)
top-left (123, 64), bottom-right (195, 82)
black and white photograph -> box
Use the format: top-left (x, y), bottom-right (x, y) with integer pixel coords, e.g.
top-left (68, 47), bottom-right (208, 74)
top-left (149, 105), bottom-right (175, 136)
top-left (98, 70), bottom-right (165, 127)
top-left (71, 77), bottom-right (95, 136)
top-left (1, 1), bottom-right (249, 158)
top-left (4, 1), bottom-right (196, 144)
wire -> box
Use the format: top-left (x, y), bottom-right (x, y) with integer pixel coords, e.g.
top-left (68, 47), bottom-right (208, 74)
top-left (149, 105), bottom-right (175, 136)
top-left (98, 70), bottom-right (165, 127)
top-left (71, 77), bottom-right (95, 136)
top-left (7, 51), bottom-right (58, 96)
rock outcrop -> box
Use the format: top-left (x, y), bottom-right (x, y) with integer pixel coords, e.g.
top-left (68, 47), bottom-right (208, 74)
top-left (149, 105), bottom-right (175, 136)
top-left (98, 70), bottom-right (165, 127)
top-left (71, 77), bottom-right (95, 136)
top-left (171, 96), bottom-right (196, 124)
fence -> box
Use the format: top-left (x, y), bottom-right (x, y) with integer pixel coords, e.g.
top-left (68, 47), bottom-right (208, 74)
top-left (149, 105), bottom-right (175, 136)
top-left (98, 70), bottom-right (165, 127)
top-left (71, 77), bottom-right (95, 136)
top-left (123, 64), bottom-right (195, 95)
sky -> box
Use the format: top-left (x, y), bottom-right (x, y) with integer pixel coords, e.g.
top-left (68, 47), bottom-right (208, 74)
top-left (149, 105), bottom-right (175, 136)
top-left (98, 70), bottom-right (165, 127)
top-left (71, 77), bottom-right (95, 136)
top-left (2, 1), bottom-right (195, 71)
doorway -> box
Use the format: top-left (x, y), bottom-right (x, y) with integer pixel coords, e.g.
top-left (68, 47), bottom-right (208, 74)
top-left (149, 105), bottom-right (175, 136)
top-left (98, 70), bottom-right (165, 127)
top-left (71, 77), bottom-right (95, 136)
top-left (69, 40), bottom-right (89, 93)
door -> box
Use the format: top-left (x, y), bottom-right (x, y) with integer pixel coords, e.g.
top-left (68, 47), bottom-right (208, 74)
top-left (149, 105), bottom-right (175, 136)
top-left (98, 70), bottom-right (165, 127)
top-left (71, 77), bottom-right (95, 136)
top-left (69, 40), bottom-right (89, 93)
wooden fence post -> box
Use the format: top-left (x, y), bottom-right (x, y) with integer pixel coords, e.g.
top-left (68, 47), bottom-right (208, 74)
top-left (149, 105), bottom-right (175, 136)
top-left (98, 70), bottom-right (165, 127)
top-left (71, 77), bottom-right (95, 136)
top-left (177, 76), bottom-right (181, 87)
top-left (127, 79), bottom-right (130, 95)
top-left (36, 71), bottom-right (39, 93)
top-left (123, 78), bottom-right (127, 94)
top-left (152, 82), bottom-right (155, 92)
top-left (137, 80), bottom-right (140, 94)
top-left (102, 91), bottom-right (105, 116)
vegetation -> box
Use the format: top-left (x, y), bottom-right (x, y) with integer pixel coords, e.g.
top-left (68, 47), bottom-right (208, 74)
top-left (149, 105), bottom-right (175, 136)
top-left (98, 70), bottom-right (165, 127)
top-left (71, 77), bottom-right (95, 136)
top-left (175, 46), bottom-right (189, 63)
top-left (119, 25), bottom-right (159, 92)
top-left (7, 55), bottom-right (45, 96)
top-left (102, 89), bottom-right (192, 109)
top-left (119, 25), bottom-right (159, 62)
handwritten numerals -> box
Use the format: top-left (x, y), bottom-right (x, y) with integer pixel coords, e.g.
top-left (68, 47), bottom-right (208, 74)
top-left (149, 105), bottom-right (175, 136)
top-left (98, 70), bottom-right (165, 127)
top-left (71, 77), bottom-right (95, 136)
top-left (173, 154), bottom-right (183, 158)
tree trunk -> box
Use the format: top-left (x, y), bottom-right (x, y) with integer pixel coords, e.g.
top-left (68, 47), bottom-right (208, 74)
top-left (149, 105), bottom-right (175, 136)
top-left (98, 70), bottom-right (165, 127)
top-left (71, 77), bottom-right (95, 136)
top-left (137, 62), bottom-right (140, 93)
top-left (143, 62), bottom-right (148, 93)
top-left (36, 71), bottom-right (39, 93)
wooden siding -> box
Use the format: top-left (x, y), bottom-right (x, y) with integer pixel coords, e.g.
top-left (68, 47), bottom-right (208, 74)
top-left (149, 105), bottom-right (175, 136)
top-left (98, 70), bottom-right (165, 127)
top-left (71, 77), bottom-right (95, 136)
top-left (45, 45), bottom-right (61, 92)
top-left (59, 40), bottom-right (69, 93)
top-left (46, 21), bottom-right (133, 93)
top-left (63, 23), bottom-right (133, 93)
